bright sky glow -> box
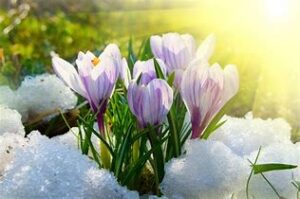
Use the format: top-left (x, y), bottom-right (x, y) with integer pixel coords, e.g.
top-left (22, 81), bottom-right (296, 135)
top-left (265, 0), bottom-right (289, 19)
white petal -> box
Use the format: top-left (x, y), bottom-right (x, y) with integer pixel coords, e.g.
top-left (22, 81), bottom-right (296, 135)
top-left (180, 34), bottom-right (197, 56)
top-left (76, 51), bottom-right (93, 77)
top-left (196, 34), bottom-right (216, 61)
top-left (120, 58), bottom-right (131, 88)
top-left (52, 56), bottom-right (86, 97)
top-left (150, 35), bottom-right (163, 58)
top-left (222, 64), bottom-right (239, 102)
top-left (209, 63), bottom-right (224, 89)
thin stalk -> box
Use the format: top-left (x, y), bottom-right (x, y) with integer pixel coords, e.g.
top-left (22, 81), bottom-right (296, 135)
top-left (166, 107), bottom-right (180, 159)
top-left (132, 139), bottom-right (140, 163)
top-left (148, 128), bottom-right (164, 196)
top-left (97, 112), bottom-right (111, 169)
top-left (246, 147), bottom-right (262, 199)
top-left (260, 173), bottom-right (281, 198)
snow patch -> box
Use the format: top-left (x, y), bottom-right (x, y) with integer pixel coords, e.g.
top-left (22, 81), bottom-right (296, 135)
top-left (0, 132), bottom-right (138, 199)
top-left (211, 112), bottom-right (291, 157)
top-left (0, 74), bottom-right (78, 122)
top-left (161, 140), bottom-right (248, 199)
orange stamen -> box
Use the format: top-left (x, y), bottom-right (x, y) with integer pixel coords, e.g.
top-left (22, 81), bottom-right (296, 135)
top-left (92, 57), bottom-right (100, 66)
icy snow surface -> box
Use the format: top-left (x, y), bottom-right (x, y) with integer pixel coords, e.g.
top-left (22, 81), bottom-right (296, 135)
top-left (162, 113), bottom-right (300, 199)
top-left (0, 106), bottom-right (24, 135)
top-left (0, 132), bottom-right (138, 199)
top-left (211, 112), bottom-right (291, 157)
top-left (161, 140), bottom-right (249, 199)
top-left (52, 127), bottom-right (100, 152)
top-left (237, 142), bottom-right (300, 199)
top-left (0, 133), bottom-right (27, 177)
top-left (0, 74), bottom-right (77, 121)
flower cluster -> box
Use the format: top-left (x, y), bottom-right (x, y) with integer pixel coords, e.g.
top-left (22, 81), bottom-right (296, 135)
top-left (51, 32), bottom-right (239, 193)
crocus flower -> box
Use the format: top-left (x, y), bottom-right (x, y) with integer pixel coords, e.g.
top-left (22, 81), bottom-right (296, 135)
top-left (52, 48), bottom-right (118, 134)
top-left (132, 58), bottom-right (166, 85)
top-left (150, 33), bottom-right (215, 87)
top-left (99, 44), bottom-right (131, 88)
top-left (128, 79), bottom-right (173, 128)
top-left (180, 60), bottom-right (239, 139)
top-left (127, 59), bottom-right (172, 128)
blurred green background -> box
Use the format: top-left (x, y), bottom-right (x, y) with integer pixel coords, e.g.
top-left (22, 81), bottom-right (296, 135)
top-left (0, 0), bottom-right (299, 139)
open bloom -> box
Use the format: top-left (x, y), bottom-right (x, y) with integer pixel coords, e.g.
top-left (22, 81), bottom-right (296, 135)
top-left (100, 44), bottom-right (131, 88)
top-left (181, 60), bottom-right (239, 139)
top-left (150, 33), bottom-right (215, 87)
top-left (128, 59), bottom-right (172, 128)
top-left (52, 46), bottom-right (119, 133)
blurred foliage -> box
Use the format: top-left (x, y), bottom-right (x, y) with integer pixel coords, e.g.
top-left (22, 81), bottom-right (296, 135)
top-left (0, 4), bottom-right (299, 137)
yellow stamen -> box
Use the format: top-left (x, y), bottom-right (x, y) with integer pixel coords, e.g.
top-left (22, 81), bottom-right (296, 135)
top-left (91, 57), bottom-right (100, 66)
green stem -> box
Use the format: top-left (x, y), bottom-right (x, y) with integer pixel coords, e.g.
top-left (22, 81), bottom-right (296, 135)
top-left (97, 113), bottom-right (111, 169)
top-left (166, 107), bottom-right (180, 159)
top-left (260, 173), bottom-right (281, 198)
top-left (246, 147), bottom-right (262, 199)
top-left (148, 128), bottom-right (164, 196)
top-left (133, 139), bottom-right (140, 163)
top-left (100, 140), bottom-right (111, 169)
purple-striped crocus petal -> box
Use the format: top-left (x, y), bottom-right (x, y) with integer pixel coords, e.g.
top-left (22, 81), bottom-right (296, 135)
top-left (150, 35), bottom-right (163, 59)
top-left (161, 33), bottom-right (193, 72)
top-left (127, 81), bottom-right (146, 125)
top-left (100, 44), bottom-right (122, 75)
top-left (75, 51), bottom-right (102, 109)
top-left (147, 79), bottom-right (173, 125)
top-left (88, 57), bottom-right (118, 109)
top-left (181, 34), bottom-right (197, 56)
top-left (222, 64), bottom-right (239, 103)
top-left (127, 79), bottom-right (173, 128)
top-left (196, 34), bottom-right (216, 61)
top-left (76, 51), bottom-right (93, 77)
top-left (181, 60), bottom-right (224, 139)
top-left (132, 58), bottom-right (166, 85)
top-left (52, 56), bottom-right (87, 98)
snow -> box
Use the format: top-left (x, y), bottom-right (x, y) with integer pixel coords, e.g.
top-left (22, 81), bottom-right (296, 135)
top-left (0, 106), bottom-right (25, 135)
top-left (0, 133), bottom-right (27, 177)
top-left (162, 113), bottom-right (299, 199)
top-left (0, 74), bottom-right (78, 122)
top-left (161, 140), bottom-right (249, 199)
top-left (0, 132), bottom-right (138, 199)
top-left (0, 86), bottom-right (28, 120)
top-left (0, 83), bottom-right (299, 199)
top-left (237, 142), bottom-right (300, 199)
top-left (52, 126), bottom-right (100, 153)
top-left (211, 112), bottom-right (291, 157)
top-left (18, 74), bottom-right (78, 120)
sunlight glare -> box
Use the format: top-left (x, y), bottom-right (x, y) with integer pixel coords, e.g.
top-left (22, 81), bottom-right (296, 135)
top-left (265, 0), bottom-right (289, 19)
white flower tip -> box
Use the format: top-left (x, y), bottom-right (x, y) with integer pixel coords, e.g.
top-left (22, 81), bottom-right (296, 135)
top-left (50, 51), bottom-right (59, 58)
top-left (196, 34), bottom-right (216, 61)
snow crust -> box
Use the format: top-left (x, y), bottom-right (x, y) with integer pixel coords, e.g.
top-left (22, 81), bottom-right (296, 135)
top-left (0, 74), bottom-right (77, 122)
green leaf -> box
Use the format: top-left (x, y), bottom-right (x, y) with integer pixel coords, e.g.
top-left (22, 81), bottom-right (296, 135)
top-left (167, 71), bottom-right (175, 87)
top-left (153, 58), bottom-right (165, 79)
top-left (140, 37), bottom-right (153, 60)
top-left (252, 163), bottom-right (297, 174)
top-left (127, 37), bottom-right (137, 72)
top-left (113, 123), bottom-right (133, 178)
top-left (166, 104), bottom-right (181, 159)
top-left (201, 97), bottom-right (234, 139)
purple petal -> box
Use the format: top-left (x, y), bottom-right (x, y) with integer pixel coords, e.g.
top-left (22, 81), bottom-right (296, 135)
top-left (150, 35), bottom-right (163, 58)
top-left (52, 56), bottom-right (86, 97)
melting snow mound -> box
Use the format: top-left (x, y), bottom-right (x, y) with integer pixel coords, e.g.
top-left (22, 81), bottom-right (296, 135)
top-left (211, 112), bottom-right (292, 157)
top-left (161, 140), bottom-right (248, 199)
top-left (0, 106), bottom-right (24, 135)
top-left (0, 74), bottom-right (78, 122)
top-left (0, 132), bottom-right (138, 199)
